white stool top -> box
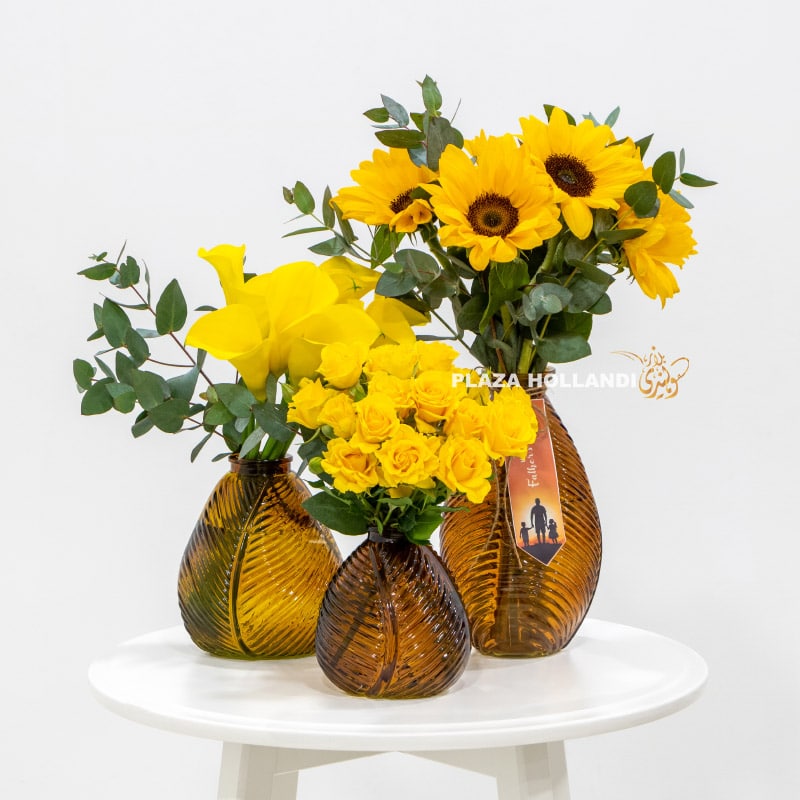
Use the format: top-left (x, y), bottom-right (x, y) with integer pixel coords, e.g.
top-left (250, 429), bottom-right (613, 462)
top-left (88, 618), bottom-right (707, 752)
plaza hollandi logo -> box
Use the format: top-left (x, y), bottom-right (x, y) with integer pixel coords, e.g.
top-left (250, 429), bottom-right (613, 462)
top-left (614, 347), bottom-right (690, 399)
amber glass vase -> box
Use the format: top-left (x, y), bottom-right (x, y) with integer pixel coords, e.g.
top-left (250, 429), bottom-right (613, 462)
top-left (439, 384), bottom-right (602, 657)
top-left (178, 456), bottom-right (342, 659)
top-left (315, 528), bottom-right (471, 699)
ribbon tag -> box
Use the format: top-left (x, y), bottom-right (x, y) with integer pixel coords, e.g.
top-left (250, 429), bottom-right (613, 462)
top-left (506, 398), bottom-right (565, 565)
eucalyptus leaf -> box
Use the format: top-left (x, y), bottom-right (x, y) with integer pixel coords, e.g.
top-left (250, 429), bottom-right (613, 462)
top-left (376, 268), bottom-right (417, 298)
top-left (375, 129), bottom-right (425, 149)
top-left (118, 256), bottom-right (140, 288)
top-left (78, 263), bottom-right (116, 281)
top-left (322, 186), bottom-right (335, 229)
top-left (537, 333), bottom-right (591, 363)
top-left (679, 172), bottom-right (717, 188)
top-left (204, 402), bottom-right (235, 427)
top-left (215, 383), bottom-right (256, 417)
top-left (73, 358), bottom-right (95, 390)
top-left (107, 382), bottom-right (136, 413)
top-left (292, 181), bottom-right (315, 214)
top-left (190, 432), bottom-right (213, 463)
top-left (623, 181), bottom-right (658, 216)
top-left (308, 236), bottom-right (347, 256)
top-left (652, 151), bottom-right (677, 195)
top-left (131, 369), bottom-right (170, 410)
top-left (148, 398), bottom-right (191, 433)
top-left (81, 382), bottom-right (113, 415)
top-left (420, 75), bottom-right (442, 112)
top-left (364, 106), bottom-right (391, 123)
top-left (380, 94), bottom-right (409, 126)
top-left (252, 403), bottom-right (294, 442)
top-left (131, 413), bottom-right (154, 438)
top-left (669, 189), bottom-right (694, 209)
top-left (155, 279), bottom-right (187, 335)
top-left (239, 426), bottom-right (266, 458)
top-left (101, 298), bottom-right (131, 347)
top-left (125, 327), bottom-right (150, 365)
top-left (302, 493), bottom-right (368, 535)
top-left (167, 366), bottom-right (200, 402)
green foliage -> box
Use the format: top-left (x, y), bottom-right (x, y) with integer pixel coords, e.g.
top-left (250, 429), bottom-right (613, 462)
top-left (74, 248), bottom-right (298, 463)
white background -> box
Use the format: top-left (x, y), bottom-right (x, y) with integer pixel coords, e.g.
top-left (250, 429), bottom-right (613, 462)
top-left (2, 0), bottom-right (798, 797)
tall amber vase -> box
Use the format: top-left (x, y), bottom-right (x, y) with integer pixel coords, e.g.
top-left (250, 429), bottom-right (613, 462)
top-left (439, 383), bottom-right (602, 657)
top-left (178, 456), bottom-right (342, 659)
top-left (315, 528), bottom-right (471, 699)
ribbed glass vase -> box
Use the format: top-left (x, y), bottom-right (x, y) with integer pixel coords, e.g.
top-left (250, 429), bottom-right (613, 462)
top-left (178, 456), bottom-right (342, 659)
top-left (439, 383), bottom-right (602, 657)
top-left (315, 528), bottom-right (471, 699)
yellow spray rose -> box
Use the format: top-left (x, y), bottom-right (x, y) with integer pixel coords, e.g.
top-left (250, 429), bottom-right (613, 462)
top-left (367, 371), bottom-right (415, 419)
top-left (376, 425), bottom-right (440, 488)
top-left (444, 397), bottom-right (489, 439)
top-left (364, 342), bottom-right (419, 379)
top-left (317, 341), bottom-right (368, 389)
top-left (482, 386), bottom-right (539, 459)
top-left (320, 438), bottom-right (380, 494)
top-left (286, 378), bottom-right (336, 429)
top-left (436, 436), bottom-right (494, 503)
top-left (416, 340), bottom-right (459, 372)
top-left (317, 392), bottom-right (358, 439)
top-left (412, 370), bottom-right (465, 432)
top-left (351, 392), bottom-right (401, 452)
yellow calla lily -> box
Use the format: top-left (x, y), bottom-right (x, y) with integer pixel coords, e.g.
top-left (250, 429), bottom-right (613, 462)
top-left (320, 256), bottom-right (380, 301)
top-left (366, 295), bottom-right (429, 345)
top-left (197, 244), bottom-right (247, 305)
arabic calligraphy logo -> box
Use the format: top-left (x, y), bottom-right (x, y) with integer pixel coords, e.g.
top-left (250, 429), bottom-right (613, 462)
top-left (614, 347), bottom-right (690, 399)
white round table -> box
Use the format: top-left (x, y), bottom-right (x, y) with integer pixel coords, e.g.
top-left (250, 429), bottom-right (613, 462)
top-left (88, 618), bottom-right (707, 800)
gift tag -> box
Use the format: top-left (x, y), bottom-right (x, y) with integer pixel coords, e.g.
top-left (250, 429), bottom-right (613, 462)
top-left (506, 398), bottom-right (565, 565)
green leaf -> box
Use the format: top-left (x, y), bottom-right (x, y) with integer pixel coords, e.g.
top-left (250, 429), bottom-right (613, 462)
top-left (480, 259), bottom-right (529, 330)
top-left (302, 493), bottom-right (368, 535)
top-left (600, 228), bottom-right (646, 244)
top-left (251, 403), bottom-right (294, 442)
top-left (148, 398), bottom-right (191, 433)
top-left (420, 75), bottom-right (442, 113)
top-left (566, 277), bottom-right (608, 313)
top-left (94, 356), bottom-right (116, 381)
top-left (604, 106), bottom-right (621, 127)
top-left (282, 225), bottom-right (329, 239)
top-left (115, 351), bottom-right (137, 386)
top-left (635, 133), bottom-right (654, 158)
top-left (566, 259), bottom-right (614, 286)
top-left (124, 327), bottom-right (150, 366)
top-left (456, 293), bottom-right (488, 332)
top-left (543, 104), bottom-right (576, 125)
top-left (426, 116), bottom-right (463, 171)
top-left (537, 333), bottom-right (591, 363)
top-left (669, 189), bottom-right (694, 209)
top-left (376, 269), bottom-right (417, 298)
top-left (588, 293), bottom-right (612, 314)
top-left (523, 283), bottom-right (573, 320)
top-left (322, 185), bottom-right (335, 229)
top-left (204, 402), bottom-right (235, 427)
top-left (167, 366), bottom-right (199, 402)
top-left (292, 181), bottom-right (315, 214)
top-left (107, 382), bottom-right (136, 413)
top-left (652, 151), bottom-right (676, 195)
top-left (375, 129), bottom-right (425, 149)
top-left (679, 172), bottom-right (717, 188)
top-left (364, 106), bottom-right (391, 123)
top-left (155, 279), bottom-right (187, 335)
top-left (81, 382), bottom-right (113, 415)
top-left (380, 94), bottom-right (409, 126)
top-left (78, 263), bottom-right (116, 281)
top-left (190, 432), bottom-right (213, 463)
top-left (308, 236), bottom-right (347, 256)
top-left (130, 369), bottom-right (170, 410)
top-left (101, 298), bottom-right (132, 347)
top-left (396, 249), bottom-right (439, 285)
top-left (623, 181), bottom-right (658, 217)
top-left (73, 359), bottom-right (95, 390)
top-left (118, 256), bottom-right (140, 288)
top-left (215, 383), bottom-right (256, 417)
top-left (131, 414), bottom-right (154, 438)
top-left (405, 508), bottom-right (443, 545)
top-left (238, 426), bottom-right (266, 458)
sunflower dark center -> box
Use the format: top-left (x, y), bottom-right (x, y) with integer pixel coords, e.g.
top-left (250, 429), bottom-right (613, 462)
top-left (545, 154), bottom-right (596, 197)
top-left (466, 192), bottom-right (519, 237)
top-left (390, 190), bottom-right (413, 214)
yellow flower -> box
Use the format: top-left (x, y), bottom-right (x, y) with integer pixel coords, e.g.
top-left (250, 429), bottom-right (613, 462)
top-left (333, 148), bottom-right (437, 233)
top-left (286, 378), bottom-right (336, 429)
top-left (186, 250), bottom-right (381, 399)
top-left (320, 256), bottom-right (379, 301)
top-left (444, 397), bottom-right (488, 439)
top-left (616, 172), bottom-right (697, 307)
top-left (436, 436), bottom-right (493, 503)
top-left (482, 386), bottom-right (539, 459)
top-left (364, 342), bottom-right (419, 379)
top-left (367, 372), bottom-right (415, 419)
top-left (412, 369), bottom-right (465, 433)
top-left (519, 108), bottom-right (645, 240)
top-left (376, 425), bottom-right (440, 489)
top-left (424, 134), bottom-right (562, 271)
top-left (317, 341), bottom-right (368, 389)
top-left (366, 295), bottom-right (429, 346)
top-left (416, 340), bottom-right (459, 372)
top-left (317, 392), bottom-right (358, 439)
top-left (321, 438), bottom-right (380, 494)
top-left (351, 392), bottom-right (401, 452)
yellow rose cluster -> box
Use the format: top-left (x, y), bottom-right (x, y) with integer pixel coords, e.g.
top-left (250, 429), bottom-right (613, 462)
top-left (288, 341), bottom-right (538, 504)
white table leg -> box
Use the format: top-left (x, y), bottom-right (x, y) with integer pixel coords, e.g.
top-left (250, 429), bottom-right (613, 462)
top-left (217, 743), bottom-right (298, 800)
top-left (419, 741), bottom-right (570, 800)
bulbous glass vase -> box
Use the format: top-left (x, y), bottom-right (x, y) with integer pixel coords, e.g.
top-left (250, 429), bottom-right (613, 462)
top-left (315, 528), bottom-right (471, 698)
top-left (178, 456), bottom-right (342, 659)
top-left (439, 383), bottom-right (602, 657)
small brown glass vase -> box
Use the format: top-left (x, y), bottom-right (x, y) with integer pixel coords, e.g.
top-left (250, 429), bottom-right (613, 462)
top-left (439, 380), bottom-right (602, 657)
top-left (314, 527), bottom-right (471, 699)
top-left (178, 456), bottom-right (342, 659)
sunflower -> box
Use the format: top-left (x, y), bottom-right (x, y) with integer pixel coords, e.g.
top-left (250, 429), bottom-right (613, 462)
top-left (332, 148), bottom-right (436, 233)
top-left (424, 134), bottom-right (561, 271)
top-left (519, 108), bottom-right (645, 240)
top-left (616, 172), bottom-right (697, 306)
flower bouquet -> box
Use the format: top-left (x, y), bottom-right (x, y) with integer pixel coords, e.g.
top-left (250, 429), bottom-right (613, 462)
top-left (286, 339), bottom-right (538, 696)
